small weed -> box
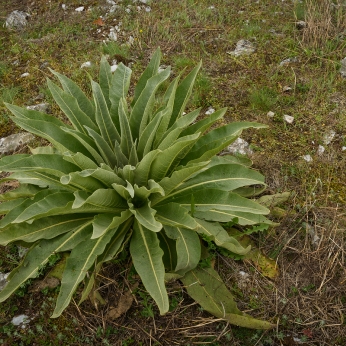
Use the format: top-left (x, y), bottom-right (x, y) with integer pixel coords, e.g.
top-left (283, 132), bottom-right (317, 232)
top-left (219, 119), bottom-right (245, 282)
top-left (249, 87), bottom-right (277, 111)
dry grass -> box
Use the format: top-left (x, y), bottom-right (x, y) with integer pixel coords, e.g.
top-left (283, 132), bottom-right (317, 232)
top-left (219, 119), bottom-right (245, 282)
top-left (298, 0), bottom-right (346, 51)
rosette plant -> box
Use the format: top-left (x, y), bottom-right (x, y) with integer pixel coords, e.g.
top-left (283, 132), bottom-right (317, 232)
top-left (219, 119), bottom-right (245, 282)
top-left (0, 49), bottom-right (273, 328)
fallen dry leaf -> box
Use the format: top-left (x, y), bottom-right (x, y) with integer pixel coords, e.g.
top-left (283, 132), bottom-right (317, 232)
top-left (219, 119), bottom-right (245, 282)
top-left (106, 283), bottom-right (138, 320)
top-left (93, 17), bottom-right (105, 26)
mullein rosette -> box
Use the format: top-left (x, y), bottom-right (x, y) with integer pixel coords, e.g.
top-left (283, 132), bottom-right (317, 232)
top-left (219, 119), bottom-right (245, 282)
top-left (0, 48), bottom-right (273, 329)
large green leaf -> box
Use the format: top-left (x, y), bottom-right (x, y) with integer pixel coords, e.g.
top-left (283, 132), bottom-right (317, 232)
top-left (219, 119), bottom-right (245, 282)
top-left (129, 202), bottom-right (162, 233)
top-left (72, 189), bottom-right (127, 211)
top-left (47, 78), bottom-right (98, 135)
top-left (60, 172), bottom-right (106, 192)
top-left (194, 209), bottom-right (272, 226)
top-left (195, 218), bottom-right (250, 255)
top-left (12, 191), bottom-right (75, 223)
top-left (99, 56), bottom-right (112, 109)
top-left (85, 127), bottom-right (118, 168)
top-left (52, 226), bottom-right (118, 317)
top-left (134, 149), bottom-right (160, 186)
top-left (0, 215), bottom-right (93, 245)
top-left (151, 161), bottom-right (209, 205)
top-left (0, 184), bottom-right (42, 201)
top-left (118, 97), bottom-right (133, 158)
top-left (181, 266), bottom-right (274, 329)
top-left (78, 167), bottom-right (125, 186)
top-left (91, 79), bottom-right (120, 147)
top-left (60, 127), bottom-right (105, 165)
top-left (50, 69), bottom-right (96, 122)
top-left (92, 210), bottom-right (132, 239)
top-left (181, 122), bottom-right (267, 165)
top-left (130, 68), bottom-right (171, 140)
top-left (132, 48), bottom-right (161, 106)
top-left (149, 133), bottom-right (200, 181)
top-left (109, 63), bottom-right (132, 131)
top-left (10, 117), bottom-right (89, 157)
top-left (161, 189), bottom-right (270, 215)
top-left (155, 203), bottom-right (197, 229)
top-left (179, 108), bottom-right (227, 138)
top-left (164, 225), bottom-right (200, 276)
top-left (0, 154), bottom-right (79, 178)
top-left (130, 220), bottom-right (169, 315)
top-left (166, 164), bottom-right (265, 198)
top-left (63, 152), bottom-right (98, 170)
top-left (157, 231), bottom-right (177, 271)
top-left (170, 61), bottom-right (202, 126)
top-left (0, 225), bottom-right (92, 303)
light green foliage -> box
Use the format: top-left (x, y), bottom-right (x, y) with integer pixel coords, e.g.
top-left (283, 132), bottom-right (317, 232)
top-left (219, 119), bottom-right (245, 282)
top-left (0, 49), bottom-right (271, 327)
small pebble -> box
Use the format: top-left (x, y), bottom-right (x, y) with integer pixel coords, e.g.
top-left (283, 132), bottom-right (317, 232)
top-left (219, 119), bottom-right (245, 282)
top-left (80, 61), bottom-right (92, 68)
top-left (317, 145), bottom-right (325, 155)
top-left (302, 155), bottom-right (312, 162)
top-left (283, 114), bottom-right (294, 123)
top-left (267, 111), bottom-right (275, 117)
top-left (75, 6), bottom-right (84, 12)
top-left (20, 72), bottom-right (30, 78)
top-left (205, 107), bottom-right (215, 115)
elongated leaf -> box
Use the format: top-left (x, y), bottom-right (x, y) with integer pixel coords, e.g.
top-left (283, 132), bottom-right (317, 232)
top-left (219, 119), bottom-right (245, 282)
top-left (181, 267), bottom-right (274, 329)
top-left (180, 108), bottom-right (226, 138)
top-left (155, 203), bottom-right (197, 229)
top-left (164, 225), bottom-right (200, 276)
top-left (194, 209), bottom-right (272, 226)
top-left (118, 97), bottom-right (133, 157)
top-left (162, 189), bottom-right (269, 215)
top-left (99, 56), bottom-right (112, 109)
top-left (5, 103), bottom-right (70, 127)
top-left (137, 111), bottom-right (163, 159)
top-left (109, 63), bottom-right (132, 131)
top-left (85, 126), bottom-right (118, 168)
top-left (0, 198), bottom-right (26, 214)
top-left (181, 122), bottom-right (267, 165)
top-left (63, 152), bottom-right (98, 170)
top-left (73, 189), bottom-right (127, 211)
top-left (50, 69), bottom-right (96, 122)
top-left (47, 78), bottom-right (98, 134)
top-left (114, 141), bottom-right (128, 168)
top-left (153, 76), bottom-right (180, 147)
top-left (130, 68), bottom-right (171, 140)
top-left (61, 126), bottom-right (105, 166)
top-left (91, 79), bottom-right (120, 147)
top-left (149, 162), bottom-right (209, 206)
top-left (0, 154), bottom-right (79, 177)
top-left (61, 172), bottom-right (105, 192)
top-left (0, 189), bottom-right (53, 228)
top-left (13, 191), bottom-right (75, 223)
top-left (161, 108), bottom-right (201, 147)
top-left (129, 202), bottom-right (162, 233)
top-left (10, 117), bottom-right (89, 157)
top-left (0, 215), bottom-right (93, 245)
top-left (0, 184), bottom-right (42, 201)
top-left (157, 231), bottom-right (177, 271)
top-left (209, 154), bottom-right (253, 168)
top-left (9, 171), bottom-right (77, 191)
top-left (195, 218), bottom-right (250, 255)
top-left (132, 48), bottom-right (161, 106)
top-left (78, 167), bottom-right (125, 186)
top-left (167, 164), bottom-right (265, 198)
top-left (169, 61), bottom-right (201, 126)
top-left (92, 210), bottom-right (132, 239)
top-left (52, 226), bottom-right (118, 317)
top-left (134, 149), bottom-right (160, 186)
top-left (0, 225), bottom-right (91, 303)
top-left (130, 220), bottom-right (169, 315)
top-left (149, 134), bottom-right (200, 181)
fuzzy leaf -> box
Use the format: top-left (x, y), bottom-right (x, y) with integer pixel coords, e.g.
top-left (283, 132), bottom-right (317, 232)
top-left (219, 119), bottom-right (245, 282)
top-left (130, 220), bottom-right (169, 315)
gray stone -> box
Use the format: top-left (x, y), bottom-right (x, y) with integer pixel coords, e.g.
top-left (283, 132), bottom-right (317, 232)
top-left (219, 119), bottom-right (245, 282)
top-left (279, 57), bottom-right (299, 67)
top-left (340, 57), bottom-right (346, 77)
top-left (228, 39), bottom-right (256, 57)
top-left (227, 138), bottom-right (253, 155)
top-left (5, 11), bottom-right (29, 30)
top-left (0, 272), bottom-right (9, 291)
top-left (26, 103), bottom-right (50, 113)
top-left (0, 132), bottom-right (35, 155)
